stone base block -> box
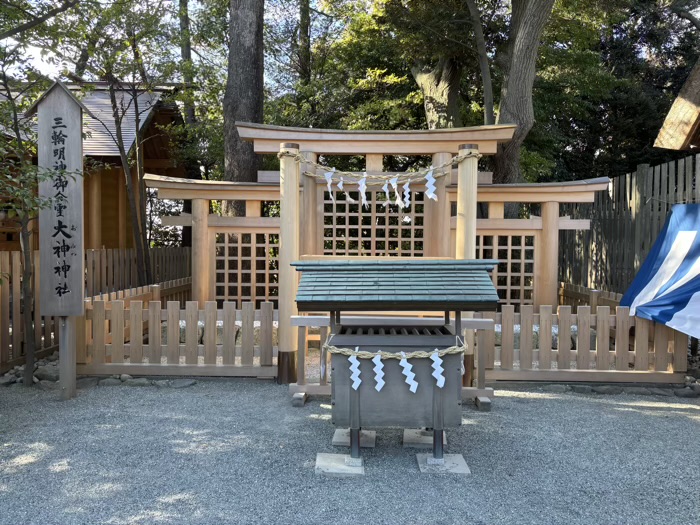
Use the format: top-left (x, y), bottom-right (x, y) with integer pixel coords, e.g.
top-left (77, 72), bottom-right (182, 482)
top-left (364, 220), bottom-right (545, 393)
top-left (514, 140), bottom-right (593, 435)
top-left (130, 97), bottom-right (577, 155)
top-left (332, 429), bottom-right (376, 448)
top-left (403, 428), bottom-right (446, 449)
top-left (416, 453), bottom-right (470, 474)
top-left (315, 453), bottom-right (365, 477)
top-left (291, 392), bottom-right (308, 407)
top-left (475, 396), bottom-right (492, 412)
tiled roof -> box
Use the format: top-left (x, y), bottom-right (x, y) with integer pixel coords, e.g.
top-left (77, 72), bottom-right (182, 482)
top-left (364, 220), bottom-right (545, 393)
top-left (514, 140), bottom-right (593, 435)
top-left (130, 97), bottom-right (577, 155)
top-left (293, 260), bottom-right (499, 312)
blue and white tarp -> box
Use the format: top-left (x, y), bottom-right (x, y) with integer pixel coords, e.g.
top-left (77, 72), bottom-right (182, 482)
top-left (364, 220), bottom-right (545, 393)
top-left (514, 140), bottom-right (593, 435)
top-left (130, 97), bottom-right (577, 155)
top-left (621, 204), bottom-right (700, 339)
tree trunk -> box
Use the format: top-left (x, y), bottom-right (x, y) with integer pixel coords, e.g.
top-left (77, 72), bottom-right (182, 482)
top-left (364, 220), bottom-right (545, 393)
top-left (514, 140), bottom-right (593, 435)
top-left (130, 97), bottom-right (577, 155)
top-left (411, 57), bottom-right (463, 129)
top-left (465, 0), bottom-right (494, 125)
top-left (493, 0), bottom-right (555, 184)
top-left (107, 78), bottom-right (149, 286)
top-left (298, 0), bottom-right (311, 85)
top-left (129, 84), bottom-right (153, 283)
top-left (179, 0), bottom-right (198, 246)
top-left (223, 0), bottom-right (264, 216)
top-left (20, 218), bottom-right (35, 387)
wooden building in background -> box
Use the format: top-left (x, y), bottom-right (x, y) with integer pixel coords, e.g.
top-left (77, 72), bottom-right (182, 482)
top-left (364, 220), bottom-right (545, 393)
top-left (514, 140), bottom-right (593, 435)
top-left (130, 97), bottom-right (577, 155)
top-left (0, 84), bottom-right (185, 250)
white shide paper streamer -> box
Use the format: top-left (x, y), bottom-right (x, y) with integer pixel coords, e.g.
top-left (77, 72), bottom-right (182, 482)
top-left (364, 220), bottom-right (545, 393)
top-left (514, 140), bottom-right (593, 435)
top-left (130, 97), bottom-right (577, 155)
top-left (402, 181), bottom-right (411, 209)
top-left (372, 353), bottom-right (385, 392)
top-left (430, 350), bottom-right (445, 388)
top-left (359, 173), bottom-right (369, 209)
top-left (399, 351), bottom-right (418, 393)
top-left (349, 347), bottom-right (362, 390)
top-left (424, 167), bottom-right (437, 201)
top-left (324, 168), bottom-right (336, 204)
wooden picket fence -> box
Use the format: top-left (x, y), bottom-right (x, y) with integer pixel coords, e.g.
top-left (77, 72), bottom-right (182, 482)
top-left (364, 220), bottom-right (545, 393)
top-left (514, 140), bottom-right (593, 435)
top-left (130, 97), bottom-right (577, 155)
top-left (561, 154), bottom-right (700, 293)
top-left (0, 251), bottom-right (59, 374)
top-left (77, 299), bottom-right (277, 378)
top-left (0, 244), bottom-right (191, 374)
top-left (474, 305), bottom-right (687, 383)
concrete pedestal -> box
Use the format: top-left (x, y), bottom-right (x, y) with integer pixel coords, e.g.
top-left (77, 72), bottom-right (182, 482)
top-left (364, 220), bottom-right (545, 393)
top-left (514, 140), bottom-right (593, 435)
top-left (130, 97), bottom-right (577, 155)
top-left (332, 429), bottom-right (377, 448)
top-left (315, 453), bottom-right (365, 477)
top-left (416, 453), bottom-right (470, 474)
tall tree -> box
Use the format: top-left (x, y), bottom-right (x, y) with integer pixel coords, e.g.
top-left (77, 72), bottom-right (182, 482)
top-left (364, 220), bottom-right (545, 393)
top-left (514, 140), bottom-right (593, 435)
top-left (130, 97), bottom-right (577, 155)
top-left (493, 0), bottom-right (556, 183)
top-left (223, 0), bottom-right (264, 214)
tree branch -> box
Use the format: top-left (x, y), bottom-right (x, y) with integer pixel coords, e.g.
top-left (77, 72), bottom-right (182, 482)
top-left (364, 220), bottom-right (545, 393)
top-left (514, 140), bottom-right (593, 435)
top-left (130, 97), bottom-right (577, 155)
top-left (671, 2), bottom-right (700, 33)
top-left (0, 0), bottom-right (81, 40)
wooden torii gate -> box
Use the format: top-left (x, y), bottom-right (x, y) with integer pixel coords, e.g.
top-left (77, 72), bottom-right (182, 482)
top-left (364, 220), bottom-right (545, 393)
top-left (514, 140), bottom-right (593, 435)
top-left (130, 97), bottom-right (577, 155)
top-left (145, 123), bottom-right (607, 382)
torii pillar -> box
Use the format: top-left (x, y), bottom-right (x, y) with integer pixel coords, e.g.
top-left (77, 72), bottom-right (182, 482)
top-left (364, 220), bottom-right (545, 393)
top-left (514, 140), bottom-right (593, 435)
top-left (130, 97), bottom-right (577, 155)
top-left (277, 143), bottom-right (300, 383)
top-left (455, 144), bottom-right (479, 260)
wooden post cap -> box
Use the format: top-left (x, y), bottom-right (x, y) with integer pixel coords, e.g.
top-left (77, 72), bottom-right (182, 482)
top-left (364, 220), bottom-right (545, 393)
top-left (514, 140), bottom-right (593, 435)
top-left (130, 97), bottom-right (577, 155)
top-left (281, 142), bottom-right (300, 149)
top-left (459, 143), bottom-right (478, 151)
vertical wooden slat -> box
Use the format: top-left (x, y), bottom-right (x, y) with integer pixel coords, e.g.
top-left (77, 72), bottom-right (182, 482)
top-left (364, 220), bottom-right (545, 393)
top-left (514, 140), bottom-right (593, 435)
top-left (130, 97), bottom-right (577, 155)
top-left (634, 317), bottom-right (649, 370)
top-left (204, 301), bottom-right (217, 364)
top-left (167, 301), bottom-right (180, 364)
top-left (100, 249), bottom-right (107, 295)
top-left (596, 306), bottom-right (610, 370)
top-left (131, 249), bottom-right (137, 288)
top-left (93, 301), bottom-right (106, 364)
top-left (483, 312), bottom-right (496, 369)
top-left (85, 250), bottom-right (92, 298)
top-left (241, 302), bottom-right (254, 365)
top-left (185, 301), bottom-right (198, 365)
top-left (111, 300), bottom-right (124, 363)
top-left (673, 329), bottom-right (688, 373)
top-left (130, 301), bottom-right (143, 364)
top-left (297, 326), bottom-right (306, 385)
top-left (520, 305), bottom-right (533, 369)
top-left (557, 306), bottom-right (572, 369)
top-left (148, 301), bottom-right (161, 364)
top-left (107, 249), bottom-right (114, 293)
top-left (80, 300), bottom-right (91, 364)
top-left (500, 305), bottom-right (514, 369)
top-left (260, 302), bottom-right (273, 366)
top-left (319, 325), bottom-right (329, 385)
top-left (615, 307), bottom-right (630, 370)
top-left (476, 324), bottom-right (486, 389)
top-left (536, 307), bottom-right (550, 370)
top-left (654, 323), bottom-right (670, 371)
top-left (576, 306), bottom-right (591, 370)
top-left (222, 302), bottom-right (236, 365)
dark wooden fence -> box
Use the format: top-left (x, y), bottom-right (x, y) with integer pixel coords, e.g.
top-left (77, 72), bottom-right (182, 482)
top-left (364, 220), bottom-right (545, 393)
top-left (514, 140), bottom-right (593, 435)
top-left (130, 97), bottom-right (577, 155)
top-left (560, 154), bottom-right (699, 293)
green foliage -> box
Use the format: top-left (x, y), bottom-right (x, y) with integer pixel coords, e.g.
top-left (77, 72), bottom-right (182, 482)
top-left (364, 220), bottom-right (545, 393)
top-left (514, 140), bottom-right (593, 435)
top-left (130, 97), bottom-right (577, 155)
top-left (525, 0), bottom-right (699, 180)
top-left (4, 0), bottom-right (700, 200)
top-left (0, 43), bottom-right (54, 225)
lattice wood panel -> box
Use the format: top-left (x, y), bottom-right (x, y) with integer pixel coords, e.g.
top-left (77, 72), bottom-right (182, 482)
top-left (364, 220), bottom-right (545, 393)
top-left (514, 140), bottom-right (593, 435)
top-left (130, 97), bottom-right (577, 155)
top-left (322, 189), bottom-right (425, 256)
top-left (476, 234), bottom-right (535, 309)
top-left (214, 232), bottom-right (279, 309)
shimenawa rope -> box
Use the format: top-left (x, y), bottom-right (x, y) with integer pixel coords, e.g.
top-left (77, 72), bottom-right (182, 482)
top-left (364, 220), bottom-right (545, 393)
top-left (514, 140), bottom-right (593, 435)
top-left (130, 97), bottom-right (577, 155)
top-left (323, 338), bottom-right (467, 360)
top-left (276, 150), bottom-right (482, 184)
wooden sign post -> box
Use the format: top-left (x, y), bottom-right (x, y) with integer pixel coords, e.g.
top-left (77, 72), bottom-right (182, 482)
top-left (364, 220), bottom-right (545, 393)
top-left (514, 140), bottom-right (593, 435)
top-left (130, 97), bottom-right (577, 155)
top-left (29, 82), bottom-right (88, 400)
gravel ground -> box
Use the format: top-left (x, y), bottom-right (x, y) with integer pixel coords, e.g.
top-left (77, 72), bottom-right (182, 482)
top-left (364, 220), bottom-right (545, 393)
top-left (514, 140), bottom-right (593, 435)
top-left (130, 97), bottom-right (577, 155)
top-left (1, 380), bottom-right (699, 525)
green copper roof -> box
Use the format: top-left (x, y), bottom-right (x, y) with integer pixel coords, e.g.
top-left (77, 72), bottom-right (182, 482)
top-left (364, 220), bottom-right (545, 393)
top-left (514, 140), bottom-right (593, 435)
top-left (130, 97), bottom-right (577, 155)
top-left (293, 260), bottom-right (499, 312)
